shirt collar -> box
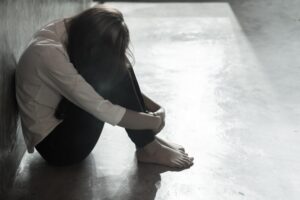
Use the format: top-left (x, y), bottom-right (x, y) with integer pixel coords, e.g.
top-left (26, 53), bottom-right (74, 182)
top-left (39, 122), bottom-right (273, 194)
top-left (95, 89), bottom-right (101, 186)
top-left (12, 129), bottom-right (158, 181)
top-left (55, 18), bottom-right (68, 50)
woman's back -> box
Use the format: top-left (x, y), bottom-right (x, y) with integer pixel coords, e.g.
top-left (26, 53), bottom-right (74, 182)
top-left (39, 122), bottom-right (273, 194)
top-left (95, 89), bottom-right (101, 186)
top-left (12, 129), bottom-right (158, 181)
top-left (16, 19), bottom-right (126, 153)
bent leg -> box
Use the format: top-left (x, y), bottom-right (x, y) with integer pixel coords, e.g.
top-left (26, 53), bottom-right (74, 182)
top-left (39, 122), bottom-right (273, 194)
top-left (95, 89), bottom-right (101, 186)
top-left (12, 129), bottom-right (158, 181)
top-left (37, 64), bottom-right (193, 168)
top-left (35, 106), bottom-right (105, 166)
top-left (43, 64), bottom-right (155, 166)
top-left (76, 62), bottom-right (156, 148)
top-left (107, 67), bottom-right (155, 148)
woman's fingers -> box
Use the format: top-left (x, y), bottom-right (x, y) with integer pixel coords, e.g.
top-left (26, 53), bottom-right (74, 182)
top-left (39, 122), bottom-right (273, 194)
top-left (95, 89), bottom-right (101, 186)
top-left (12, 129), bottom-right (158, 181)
top-left (154, 107), bottom-right (166, 120)
top-left (152, 115), bottom-right (165, 135)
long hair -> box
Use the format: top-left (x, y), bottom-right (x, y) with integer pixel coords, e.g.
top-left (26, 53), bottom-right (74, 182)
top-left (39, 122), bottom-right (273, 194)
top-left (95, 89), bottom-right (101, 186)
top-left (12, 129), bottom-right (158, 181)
top-left (55, 5), bottom-right (132, 120)
top-left (66, 5), bottom-right (132, 86)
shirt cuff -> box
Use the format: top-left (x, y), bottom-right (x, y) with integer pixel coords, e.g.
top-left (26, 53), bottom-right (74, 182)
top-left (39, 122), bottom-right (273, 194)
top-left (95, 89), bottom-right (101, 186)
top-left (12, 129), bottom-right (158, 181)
top-left (110, 105), bottom-right (126, 126)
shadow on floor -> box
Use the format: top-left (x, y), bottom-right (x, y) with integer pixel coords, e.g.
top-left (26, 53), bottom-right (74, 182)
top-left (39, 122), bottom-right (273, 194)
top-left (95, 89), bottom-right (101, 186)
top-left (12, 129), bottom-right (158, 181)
top-left (6, 153), bottom-right (184, 200)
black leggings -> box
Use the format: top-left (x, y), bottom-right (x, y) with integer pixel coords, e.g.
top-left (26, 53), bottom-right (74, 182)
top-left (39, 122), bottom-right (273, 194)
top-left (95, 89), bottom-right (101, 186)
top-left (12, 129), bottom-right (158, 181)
top-left (35, 67), bottom-right (155, 166)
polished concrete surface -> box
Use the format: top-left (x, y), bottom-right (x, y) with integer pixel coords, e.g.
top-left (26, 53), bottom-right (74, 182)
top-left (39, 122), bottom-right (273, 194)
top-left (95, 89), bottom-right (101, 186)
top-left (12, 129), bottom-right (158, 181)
top-left (6, 1), bottom-right (300, 199)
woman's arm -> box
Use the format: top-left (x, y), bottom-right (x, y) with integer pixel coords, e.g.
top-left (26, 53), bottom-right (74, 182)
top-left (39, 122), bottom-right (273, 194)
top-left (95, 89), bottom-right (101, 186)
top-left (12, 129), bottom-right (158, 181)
top-left (35, 46), bottom-right (161, 131)
top-left (118, 93), bottom-right (165, 132)
top-left (142, 93), bottom-right (165, 119)
top-left (117, 109), bottom-right (162, 130)
top-left (141, 93), bottom-right (166, 133)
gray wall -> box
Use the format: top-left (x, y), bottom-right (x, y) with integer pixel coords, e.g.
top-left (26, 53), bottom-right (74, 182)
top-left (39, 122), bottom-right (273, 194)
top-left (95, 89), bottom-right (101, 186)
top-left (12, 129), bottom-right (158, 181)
top-left (0, 0), bottom-right (90, 195)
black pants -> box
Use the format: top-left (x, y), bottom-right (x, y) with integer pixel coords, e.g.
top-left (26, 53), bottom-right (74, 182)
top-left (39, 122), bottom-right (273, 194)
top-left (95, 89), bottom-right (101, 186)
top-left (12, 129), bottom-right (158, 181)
top-left (35, 67), bottom-right (155, 166)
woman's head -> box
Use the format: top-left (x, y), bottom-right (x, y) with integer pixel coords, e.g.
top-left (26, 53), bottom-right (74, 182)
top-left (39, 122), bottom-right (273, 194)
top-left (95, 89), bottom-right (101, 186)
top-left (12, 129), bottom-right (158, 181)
top-left (66, 5), bottom-right (131, 81)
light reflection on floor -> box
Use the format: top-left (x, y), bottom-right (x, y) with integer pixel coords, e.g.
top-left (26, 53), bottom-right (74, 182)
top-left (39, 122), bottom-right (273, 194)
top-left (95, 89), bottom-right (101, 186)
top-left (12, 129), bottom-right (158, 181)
top-left (8, 2), bottom-right (300, 200)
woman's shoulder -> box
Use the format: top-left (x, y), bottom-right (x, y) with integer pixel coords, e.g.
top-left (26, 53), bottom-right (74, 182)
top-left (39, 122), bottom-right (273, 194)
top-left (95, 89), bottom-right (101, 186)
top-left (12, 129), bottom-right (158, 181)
top-left (23, 20), bottom-right (68, 59)
top-left (27, 18), bottom-right (66, 54)
top-left (18, 18), bottom-right (69, 67)
top-left (32, 18), bottom-right (64, 39)
top-left (18, 40), bottom-right (69, 72)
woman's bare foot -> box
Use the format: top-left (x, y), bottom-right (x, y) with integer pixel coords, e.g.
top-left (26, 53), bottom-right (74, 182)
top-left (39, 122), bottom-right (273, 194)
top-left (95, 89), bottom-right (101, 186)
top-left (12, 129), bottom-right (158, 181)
top-left (155, 136), bottom-right (185, 153)
top-left (136, 139), bottom-right (193, 169)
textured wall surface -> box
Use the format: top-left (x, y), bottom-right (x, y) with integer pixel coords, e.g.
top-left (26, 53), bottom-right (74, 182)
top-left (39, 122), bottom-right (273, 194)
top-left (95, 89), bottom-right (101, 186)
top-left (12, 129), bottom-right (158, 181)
top-left (0, 0), bottom-right (89, 196)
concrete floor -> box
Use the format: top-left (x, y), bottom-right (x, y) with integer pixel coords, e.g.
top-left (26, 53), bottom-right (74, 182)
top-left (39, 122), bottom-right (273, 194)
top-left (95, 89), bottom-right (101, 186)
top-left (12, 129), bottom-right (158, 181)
top-left (6, 1), bottom-right (300, 200)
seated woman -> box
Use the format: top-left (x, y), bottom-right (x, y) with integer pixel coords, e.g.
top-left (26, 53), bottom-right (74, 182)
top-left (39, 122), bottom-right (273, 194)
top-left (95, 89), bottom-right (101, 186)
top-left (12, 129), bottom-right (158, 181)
top-left (15, 4), bottom-right (194, 169)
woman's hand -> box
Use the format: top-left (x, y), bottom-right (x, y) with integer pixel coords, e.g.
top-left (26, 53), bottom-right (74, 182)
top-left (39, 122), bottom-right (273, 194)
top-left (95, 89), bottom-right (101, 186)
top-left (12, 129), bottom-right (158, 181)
top-left (149, 107), bottom-right (166, 135)
top-left (154, 107), bottom-right (165, 121)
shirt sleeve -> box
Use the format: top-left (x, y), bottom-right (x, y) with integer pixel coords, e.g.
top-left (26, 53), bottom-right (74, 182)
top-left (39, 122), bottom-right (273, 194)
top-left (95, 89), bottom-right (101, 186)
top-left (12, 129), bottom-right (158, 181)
top-left (34, 45), bottom-right (126, 126)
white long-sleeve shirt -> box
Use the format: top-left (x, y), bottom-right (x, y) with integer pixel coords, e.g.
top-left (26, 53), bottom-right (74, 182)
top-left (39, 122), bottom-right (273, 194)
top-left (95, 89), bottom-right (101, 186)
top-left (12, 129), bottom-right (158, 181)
top-left (16, 19), bottom-right (126, 153)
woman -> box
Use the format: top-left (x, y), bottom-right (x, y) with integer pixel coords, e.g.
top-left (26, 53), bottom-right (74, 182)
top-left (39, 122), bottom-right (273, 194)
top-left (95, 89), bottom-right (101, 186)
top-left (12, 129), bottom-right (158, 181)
top-left (15, 5), bottom-right (193, 168)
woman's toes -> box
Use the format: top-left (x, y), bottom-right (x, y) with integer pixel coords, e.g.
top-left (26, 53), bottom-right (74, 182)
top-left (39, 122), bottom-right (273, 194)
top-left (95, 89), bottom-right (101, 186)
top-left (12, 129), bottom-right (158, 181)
top-left (181, 156), bottom-right (194, 167)
top-left (179, 147), bottom-right (185, 152)
top-left (155, 136), bottom-right (186, 152)
top-left (137, 139), bottom-right (194, 169)
top-left (182, 152), bottom-right (189, 156)
top-left (181, 158), bottom-right (192, 168)
top-left (182, 156), bottom-right (191, 164)
top-left (173, 156), bottom-right (191, 168)
top-left (173, 159), bottom-right (186, 168)
top-left (188, 158), bottom-right (194, 166)
top-left (179, 148), bottom-right (186, 153)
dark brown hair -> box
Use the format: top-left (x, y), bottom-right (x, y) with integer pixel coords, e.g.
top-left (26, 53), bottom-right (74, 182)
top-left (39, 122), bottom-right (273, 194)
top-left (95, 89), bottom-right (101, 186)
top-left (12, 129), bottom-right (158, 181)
top-left (66, 5), bottom-right (131, 85)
